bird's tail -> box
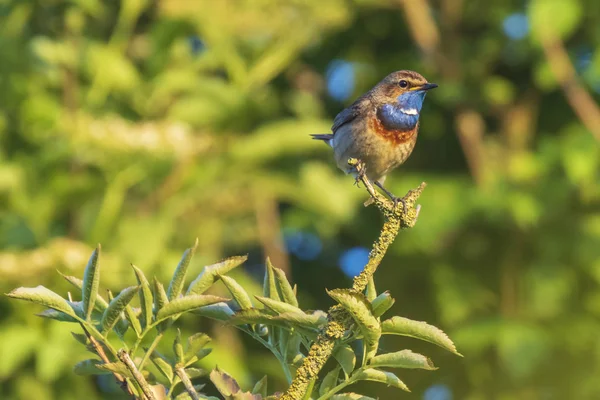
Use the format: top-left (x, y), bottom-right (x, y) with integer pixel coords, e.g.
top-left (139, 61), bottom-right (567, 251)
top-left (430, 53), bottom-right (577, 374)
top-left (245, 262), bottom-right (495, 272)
top-left (310, 133), bottom-right (333, 144)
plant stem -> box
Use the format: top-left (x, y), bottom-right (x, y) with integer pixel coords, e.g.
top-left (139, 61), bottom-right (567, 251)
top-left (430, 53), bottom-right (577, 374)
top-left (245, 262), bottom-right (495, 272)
top-left (175, 365), bottom-right (200, 400)
top-left (280, 159), bottom-right (426, 400)
top-left (118, 349), bottom-right (157, 400)
top-left (316, 377), bottom-right (355, 400)
top-left (138, 332), bottom-right (164, 371)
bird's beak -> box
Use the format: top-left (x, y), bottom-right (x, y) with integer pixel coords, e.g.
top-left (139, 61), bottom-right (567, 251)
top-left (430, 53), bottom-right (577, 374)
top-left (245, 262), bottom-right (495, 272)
top-left (418, 82), bottom-right (438, 91)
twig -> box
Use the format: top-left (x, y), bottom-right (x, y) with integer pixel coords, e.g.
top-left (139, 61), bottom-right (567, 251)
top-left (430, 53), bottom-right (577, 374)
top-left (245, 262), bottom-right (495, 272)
top-left (175, 365), bottom-right (200, 400)
top-left (280, 159), bottom-right (426, 400)
top-left (118, 349), bottom-right (157, 400)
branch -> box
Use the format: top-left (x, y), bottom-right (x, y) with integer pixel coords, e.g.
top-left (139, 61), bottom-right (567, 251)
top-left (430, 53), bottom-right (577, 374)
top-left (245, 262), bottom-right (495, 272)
top-left (118, 349), bottom-right (157, 400)
top-left (175, 365), bottom-right (200, 400)
top-left (280, 159), bottom-right (426, 400)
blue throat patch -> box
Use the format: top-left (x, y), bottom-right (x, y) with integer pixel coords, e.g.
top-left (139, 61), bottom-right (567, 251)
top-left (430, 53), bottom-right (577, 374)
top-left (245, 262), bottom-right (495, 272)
top-left (378, 90), bottom-right (426, 131)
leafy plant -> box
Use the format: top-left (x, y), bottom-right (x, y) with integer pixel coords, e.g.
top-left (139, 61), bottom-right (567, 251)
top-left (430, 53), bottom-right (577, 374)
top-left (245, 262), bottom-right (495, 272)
top-left (6, 177), bottom-right (460, 399)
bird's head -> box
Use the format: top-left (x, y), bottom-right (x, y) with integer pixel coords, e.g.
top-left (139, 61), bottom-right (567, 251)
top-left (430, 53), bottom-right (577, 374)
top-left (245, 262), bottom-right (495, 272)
top-left (374, 70), bottom-right (437, 116)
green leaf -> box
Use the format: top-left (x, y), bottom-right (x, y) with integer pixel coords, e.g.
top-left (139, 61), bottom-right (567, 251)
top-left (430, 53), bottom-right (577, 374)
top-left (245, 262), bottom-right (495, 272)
top-left (73, 359), bottom-right (109, 376)
top-left (71, 332), bottom-right (89, 346)
top-left (96, 361), bottom-right (134, 379)
top-left (263, 258), bottom-right (280, 300)
top-left (192, 302), bottom-right (234, 321)
top-left (132, 264), bottom-right (153, 329)
top-left (327, 289), bottom-right (381, 361)
top-left (319, 366), bottom-right (341, 397)
top-left (333, 344), bottom-right (356, 376)
top-left (252, 375), bottom-right (268, 396)
top-left (272, 267), bottom-right (298, 307)
top-left (187, 255), bottom-right (247, 295)
top-left (82, 246), bottom-right (101, 321)
top-left (156, 295), bottom-right (228, 323)
top-left (331, 393), bottom-right (377, 400)
top-left (369, 350), bottom-right (437, 370)
top-left (124, 305), bottom-right (142, 336)
top-left (229, 309), bottom-right (326, 333)
top-left (101, 286), bottom-right (139, 333)
top-left (7, 286), bottom-right (75, 317)
top-left (154, 277), bottom-right (170, 331)
top-left (151, 355), bottom-right (173, 383)
top-left (58, 272), bottom-right (110, 311)
top-left (381, 316), bottom-right (462, 356)
top-left (255, 296), bottom-right (303, 314)
top-left (185, 333), bottom-right (212, 362)
top-left (353, 368), bottom-right (409, 392)
top-left (371, 291), bottom-right (395, 318)
top-left (174, 329), bottom-right (184, 363)
top-left (37, 308), bottom-right (78, 323)
top-left (219, 274), bottom-right (253, 310)
top-left (529, 0), bottom-right (581, 40)
top-left (366, 277), bottom-right (377, 302)
top-left (167, 239), bottom-right (198, 301)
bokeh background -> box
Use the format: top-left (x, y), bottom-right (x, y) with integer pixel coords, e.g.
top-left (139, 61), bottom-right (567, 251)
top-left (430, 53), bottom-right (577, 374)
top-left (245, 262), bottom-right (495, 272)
top-left (1, 0), bottom-right (599, 399)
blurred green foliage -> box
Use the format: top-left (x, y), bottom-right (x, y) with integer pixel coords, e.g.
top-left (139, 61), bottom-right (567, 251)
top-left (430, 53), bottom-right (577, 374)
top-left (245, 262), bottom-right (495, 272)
top-left (0, 0), bottom-right (599, 399)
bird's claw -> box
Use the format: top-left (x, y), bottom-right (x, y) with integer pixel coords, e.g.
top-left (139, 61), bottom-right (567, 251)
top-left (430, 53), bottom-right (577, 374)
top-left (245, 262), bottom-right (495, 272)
top-left (353, 161), bottom-right (367, 187)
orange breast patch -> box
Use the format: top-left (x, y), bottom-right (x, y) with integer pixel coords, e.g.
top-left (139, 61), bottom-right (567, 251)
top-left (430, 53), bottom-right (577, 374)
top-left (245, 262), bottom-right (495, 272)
top-left (368, 112), bottom-right (418, 146)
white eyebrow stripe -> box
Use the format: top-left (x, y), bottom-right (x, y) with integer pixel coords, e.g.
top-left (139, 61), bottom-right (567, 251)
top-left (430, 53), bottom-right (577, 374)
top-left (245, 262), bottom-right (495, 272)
top-left (400, 108), bottom-right (418, 115)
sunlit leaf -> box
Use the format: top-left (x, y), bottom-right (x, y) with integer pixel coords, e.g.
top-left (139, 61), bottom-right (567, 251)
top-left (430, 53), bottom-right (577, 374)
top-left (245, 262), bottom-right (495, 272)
top-left (369, 350), bottom-right (437, 370)
top-left (272, 267), bottom-right (298, 307)
top-left (187, 256), bottom-right (248, 295)
top-left (132, 264), bottom-right (153, 330)
top-left (155, 295), bottom-right (228, 323)
top-left (263, 258), bottom-right (280, 301)
top-left (124, 305), bottom-right (142, 336)
top-left (154, 277), bottom-right (170, 331)
top-left (96, 361), bottom-right (133, 379)
top-left (151, 355), bottom-right (173, 383)
top-left (167, 239), bottom-right (198, 301)
top-left (37, 308), bottom-right (78, 323)
top-left (381, 316), bottom-right (461, 356)
top-left (82, 246), bottom-right (101, 320)
top-left (327, 289), bottom-right (380, 361)
top-left (353, 368), bottom-right (409, 392)
top-left (7, 286), bottom-right (75, 317)
top-left (174, 329), bottom-right (184, 363)
top-left (371, 291), bottom-right (395, 318)
top-left (185, 333), bottom-right (212, 363)
top-left (101, 286), bottom-right (139, 333)
top-left (73, 359), bottom-right (109, 376)
top-left (192, 302), bottom-right (235, 322)
top-left (219, 274), bottom-right (253, 310)
top-left (255, 296), bottom-right (303, 314)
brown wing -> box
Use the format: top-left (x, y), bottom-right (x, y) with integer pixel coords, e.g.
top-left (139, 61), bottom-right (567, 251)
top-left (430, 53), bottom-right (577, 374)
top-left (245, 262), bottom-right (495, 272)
top-left (331, 92), bottom-right (373, 134)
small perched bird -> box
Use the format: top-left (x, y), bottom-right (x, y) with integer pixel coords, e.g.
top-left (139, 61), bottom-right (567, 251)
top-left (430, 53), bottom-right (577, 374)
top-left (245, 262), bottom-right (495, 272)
top-left (312, 70), bottom-right (437, 205)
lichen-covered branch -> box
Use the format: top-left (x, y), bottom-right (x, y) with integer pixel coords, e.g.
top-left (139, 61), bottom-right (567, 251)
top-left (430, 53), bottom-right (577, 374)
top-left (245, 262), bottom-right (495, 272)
top-left (118, 349), bottom-right (157, 400)
top-left (280, 159), bottom-right (426, 400)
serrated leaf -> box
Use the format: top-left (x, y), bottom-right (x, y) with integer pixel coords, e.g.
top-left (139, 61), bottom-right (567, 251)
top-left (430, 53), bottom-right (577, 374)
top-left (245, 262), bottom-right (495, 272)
top-left (371, 291), bottom-right (395, 318)
top-left (319, 366), bottom-right (341, 396)
top-left (167, 239), bottom-right (198, 301)
top-left (263, 258), bottom-right (280, 301)
top-left (185, 333), bottom-right (212, 362)
top-left (187, 255), bottom-right (247, 295)
top-left (156, 295), bottom-right (228, 323)
top-left (210, 366), bottom-right (241, 397)
top-left (125, 305), bottom-right (142, 336)
top-left (331, 393), bottom-right (377, 400)
top-left (252, 375), bottom-right (267, 396)
top-left (101, 286), bottom-right (139, 333)
top-left (255, 296), bottom-right (303, 314)
top-left (327, 289), bottom-right (380, 361)
top-left (132, 264), bottom-right (153, 329)
top-left (7, 286), bottom-right (75, 317)
top-left (369, 350), bottom-right (437, 370)
top-left (73, 359), bottom-right (109, 375)
top-left (37, 308), bottom-right (78, 323)
top-left (219, 275), bottom-right (253, 310)
top-left (97, 361), bottom-right (133, 379)
top-left (174, 329), bottom-right (184, 363)
top-left (333, 344), bottom-right (356, 376)
top-left (82, 246), bottom-right (101, 321)
top-left (381, 316), bottom-right (461, 356)
top-left (151, 355), bottom-right (173, 383)
top-left (353, 368), bottom-right (409, 392)
top-left (192, 302), bottom-right (234, 321)
top-left (272, 267), bottom-right (298, 307)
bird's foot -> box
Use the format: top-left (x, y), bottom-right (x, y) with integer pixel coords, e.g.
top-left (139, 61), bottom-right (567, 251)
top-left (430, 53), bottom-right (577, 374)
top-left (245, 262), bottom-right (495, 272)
top-left (374, 181), bottom-right (406, 211)
top-left (353, 160), bottom-right (368, 187)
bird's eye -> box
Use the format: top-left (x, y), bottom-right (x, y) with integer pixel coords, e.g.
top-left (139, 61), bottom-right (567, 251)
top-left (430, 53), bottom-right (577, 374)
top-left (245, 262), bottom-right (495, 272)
top-left (399, 80), bottom-right (409, 88)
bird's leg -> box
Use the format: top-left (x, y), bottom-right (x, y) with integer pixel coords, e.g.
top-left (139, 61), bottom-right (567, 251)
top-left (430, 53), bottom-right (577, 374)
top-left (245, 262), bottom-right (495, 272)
top-left (353, 160), bottom-right (368, 187)
top-left (374, 181), bottom-right (406, 211)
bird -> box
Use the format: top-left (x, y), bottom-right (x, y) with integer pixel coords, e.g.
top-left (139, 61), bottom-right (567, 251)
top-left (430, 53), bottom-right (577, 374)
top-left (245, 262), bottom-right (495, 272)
top-left (311, 70), bottom-right (437, 206)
